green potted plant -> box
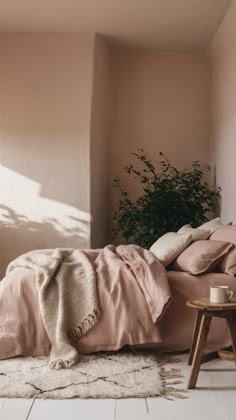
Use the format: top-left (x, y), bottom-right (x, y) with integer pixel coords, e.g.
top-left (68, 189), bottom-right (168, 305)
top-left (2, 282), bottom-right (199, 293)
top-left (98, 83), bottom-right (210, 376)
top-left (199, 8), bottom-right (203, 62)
top-left (112, 150), bottom-right (220, 249)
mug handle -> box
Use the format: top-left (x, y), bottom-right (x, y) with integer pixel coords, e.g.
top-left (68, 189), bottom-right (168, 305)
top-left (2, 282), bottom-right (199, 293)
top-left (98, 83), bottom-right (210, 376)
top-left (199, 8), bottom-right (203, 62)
top-left (228, 291), bottom-right (234, 301)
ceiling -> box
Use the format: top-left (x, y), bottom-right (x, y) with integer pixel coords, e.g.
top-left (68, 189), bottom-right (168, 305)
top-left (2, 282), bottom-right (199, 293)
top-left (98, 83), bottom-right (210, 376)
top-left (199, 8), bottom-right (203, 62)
top-left (0, 0), bottom-right (231, 49)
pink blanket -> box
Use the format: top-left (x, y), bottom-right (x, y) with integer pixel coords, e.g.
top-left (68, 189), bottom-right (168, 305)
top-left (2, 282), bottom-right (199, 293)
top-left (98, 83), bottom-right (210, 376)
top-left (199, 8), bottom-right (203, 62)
top-left (0, 245), bottom-right (171, 359)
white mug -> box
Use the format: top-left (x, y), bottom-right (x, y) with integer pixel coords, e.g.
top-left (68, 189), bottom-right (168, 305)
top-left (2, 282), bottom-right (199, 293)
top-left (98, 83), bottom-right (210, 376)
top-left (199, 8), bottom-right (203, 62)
top-left (210, 286), bottom-right (234, 304)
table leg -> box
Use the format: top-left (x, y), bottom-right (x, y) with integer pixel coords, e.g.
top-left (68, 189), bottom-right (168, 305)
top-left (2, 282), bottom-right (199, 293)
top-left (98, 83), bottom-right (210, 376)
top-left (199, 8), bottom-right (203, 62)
top-left (187, 314), bottom-right (211, 389)
top-left (188, 310), bottom-right (203, 366)
top-left (226, 311), bottom-right (236, 365)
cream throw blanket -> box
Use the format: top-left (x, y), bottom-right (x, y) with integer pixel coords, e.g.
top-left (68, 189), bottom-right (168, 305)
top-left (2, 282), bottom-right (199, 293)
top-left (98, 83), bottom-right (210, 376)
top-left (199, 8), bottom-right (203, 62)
top-left (7, 249), bottom-right (100, 370)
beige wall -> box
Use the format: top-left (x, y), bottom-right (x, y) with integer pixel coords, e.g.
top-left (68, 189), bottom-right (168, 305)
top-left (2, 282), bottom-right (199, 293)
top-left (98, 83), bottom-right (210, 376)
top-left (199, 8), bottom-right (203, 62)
top-left (90, 36), bottom-right (112, 247)
top-left (111, 50), bottom-right (211, 226)
top-left (0, 33), bottom-right (214, 268)
top-left (0, 33), bottom-right (94, 274)
top-left (209, 1), bottom-right (236, 223)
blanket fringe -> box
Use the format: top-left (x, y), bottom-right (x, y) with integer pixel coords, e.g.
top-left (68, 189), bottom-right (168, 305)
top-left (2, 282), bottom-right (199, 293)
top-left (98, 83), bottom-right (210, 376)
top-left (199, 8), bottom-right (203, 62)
top-left (69, 308), bottom-right (101, 345)
top-left (49, 357), bottom-right (78, 370)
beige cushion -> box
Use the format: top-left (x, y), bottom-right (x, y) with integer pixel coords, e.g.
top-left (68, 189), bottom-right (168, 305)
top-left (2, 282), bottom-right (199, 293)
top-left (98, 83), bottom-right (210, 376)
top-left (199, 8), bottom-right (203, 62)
top-left (178, 224), bottom-right (210, 241)
top-left (149, 232), bottom-right (192, 267)
top-left (171, 240), bottom-right (233, 275)
top-left (198, 217), bottom-right (232, 235)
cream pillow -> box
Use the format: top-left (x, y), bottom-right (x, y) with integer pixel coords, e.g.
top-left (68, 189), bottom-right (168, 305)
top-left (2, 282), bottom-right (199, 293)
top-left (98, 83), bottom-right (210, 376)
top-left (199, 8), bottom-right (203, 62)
top-left (198, 217), bottom-right (232, 235)
top-left (178, 224), bottom-right (210, 241)
top-left (149, 232), bottom-right (192, 267)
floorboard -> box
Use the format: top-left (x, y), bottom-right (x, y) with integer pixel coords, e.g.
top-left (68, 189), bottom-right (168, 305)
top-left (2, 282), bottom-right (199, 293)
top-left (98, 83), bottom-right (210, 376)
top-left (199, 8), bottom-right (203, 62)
top-left (0, 398), bottom-right (6, 409)
top-left (115, 398), bottom-right (148, 420)
top-left (0, 398), bottom-right (33, 420)
top-left (202, 358), bottom-right (236, 420)
top-left (28, 398), bottom-right (115, 420)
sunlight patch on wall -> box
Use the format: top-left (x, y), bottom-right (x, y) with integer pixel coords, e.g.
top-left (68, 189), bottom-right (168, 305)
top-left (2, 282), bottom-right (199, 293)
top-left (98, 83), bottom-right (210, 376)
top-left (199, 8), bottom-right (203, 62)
top-left (0, 165), bottom-right (91, 249)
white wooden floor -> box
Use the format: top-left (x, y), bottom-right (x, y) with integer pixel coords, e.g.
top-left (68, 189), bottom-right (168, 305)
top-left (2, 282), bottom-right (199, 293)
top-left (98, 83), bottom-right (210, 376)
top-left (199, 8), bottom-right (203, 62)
top-left (1, 356), bottom-right (236, 420)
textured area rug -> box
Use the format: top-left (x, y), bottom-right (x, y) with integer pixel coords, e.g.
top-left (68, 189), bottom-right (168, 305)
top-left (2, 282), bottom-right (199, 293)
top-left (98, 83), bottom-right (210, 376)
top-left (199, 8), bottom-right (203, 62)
top-left (0, 352), bottom-right (186, 399)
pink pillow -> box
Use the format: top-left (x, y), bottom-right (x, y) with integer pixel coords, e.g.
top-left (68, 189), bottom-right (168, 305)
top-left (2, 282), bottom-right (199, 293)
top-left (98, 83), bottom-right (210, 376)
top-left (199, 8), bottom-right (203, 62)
top-left (171, 240), bottom-right (233, 275)
top-left (217, 246), bottom-right (236, 276)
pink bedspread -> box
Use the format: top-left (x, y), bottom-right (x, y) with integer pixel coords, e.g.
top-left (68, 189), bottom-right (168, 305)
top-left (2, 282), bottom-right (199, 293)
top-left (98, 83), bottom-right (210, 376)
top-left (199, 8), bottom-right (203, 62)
top-left (0, 245), bottom-right (171, 359)
top-left (1, 245), bottom-right (236, 360)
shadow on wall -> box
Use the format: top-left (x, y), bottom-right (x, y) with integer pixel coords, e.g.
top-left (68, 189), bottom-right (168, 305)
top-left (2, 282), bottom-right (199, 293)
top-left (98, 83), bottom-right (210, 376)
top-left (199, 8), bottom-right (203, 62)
top-left (0, 162), bottom-right (91, 277)
top-left (0, 204), bottom-right (90, 279)
top-left (0, 134), bottom-right (90, 212)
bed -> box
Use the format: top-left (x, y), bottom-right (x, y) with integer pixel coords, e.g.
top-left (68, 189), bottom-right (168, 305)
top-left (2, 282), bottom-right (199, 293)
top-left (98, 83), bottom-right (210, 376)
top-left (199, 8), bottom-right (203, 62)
top-left (0, 245), bottom-right (235, 362)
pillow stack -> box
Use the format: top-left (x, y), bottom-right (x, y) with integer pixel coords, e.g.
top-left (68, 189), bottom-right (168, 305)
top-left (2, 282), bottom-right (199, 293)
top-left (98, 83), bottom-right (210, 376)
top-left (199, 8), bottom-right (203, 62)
top-left (149, 217), bottom-right (234, 274)
top-left (149, 223), bottom-right (211, 267)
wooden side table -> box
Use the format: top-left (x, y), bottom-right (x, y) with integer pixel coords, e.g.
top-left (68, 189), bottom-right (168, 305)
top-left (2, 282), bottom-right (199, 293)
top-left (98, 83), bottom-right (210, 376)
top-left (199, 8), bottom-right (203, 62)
top-left (186, 298), bottom-right (236, 389)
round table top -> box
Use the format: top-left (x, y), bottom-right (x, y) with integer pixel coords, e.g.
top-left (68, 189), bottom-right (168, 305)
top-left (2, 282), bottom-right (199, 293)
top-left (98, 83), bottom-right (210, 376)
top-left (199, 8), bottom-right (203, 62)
top-left (187, 298), bottom-right (236, 311)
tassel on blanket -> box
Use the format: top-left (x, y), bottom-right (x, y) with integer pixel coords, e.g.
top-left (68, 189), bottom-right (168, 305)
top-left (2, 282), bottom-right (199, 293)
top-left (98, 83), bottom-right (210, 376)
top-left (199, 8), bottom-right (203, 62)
top-left (49, 352), bottom-right (79, 370)
top-left (69, 308), bottom-right (101, 346)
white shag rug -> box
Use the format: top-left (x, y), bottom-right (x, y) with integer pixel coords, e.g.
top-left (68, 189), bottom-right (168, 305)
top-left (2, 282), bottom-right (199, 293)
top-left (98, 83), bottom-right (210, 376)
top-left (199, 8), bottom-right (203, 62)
top-left (0, 352), bottom-right (186, 399)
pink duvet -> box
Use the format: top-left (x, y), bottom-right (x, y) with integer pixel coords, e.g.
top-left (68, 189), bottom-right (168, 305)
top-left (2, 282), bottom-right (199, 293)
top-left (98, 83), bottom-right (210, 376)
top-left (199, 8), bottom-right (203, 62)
top-left (0, 245), bottom-right (171, 359)
top-left (1, 245), bottom-right (236, 360)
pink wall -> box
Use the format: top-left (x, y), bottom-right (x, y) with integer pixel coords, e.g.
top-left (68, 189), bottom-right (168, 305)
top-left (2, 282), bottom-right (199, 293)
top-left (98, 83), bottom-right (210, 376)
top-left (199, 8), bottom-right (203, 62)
top-left (209, 1), bottom-right (236, 223)
top-left (0, 33), bottom-right (213, 267)
top-left (90, 36), bottom-right (112, 247)
top-left (110, 50), bottom-right (211, 233)
top-left (0, 33), bottom-right (94, 274)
